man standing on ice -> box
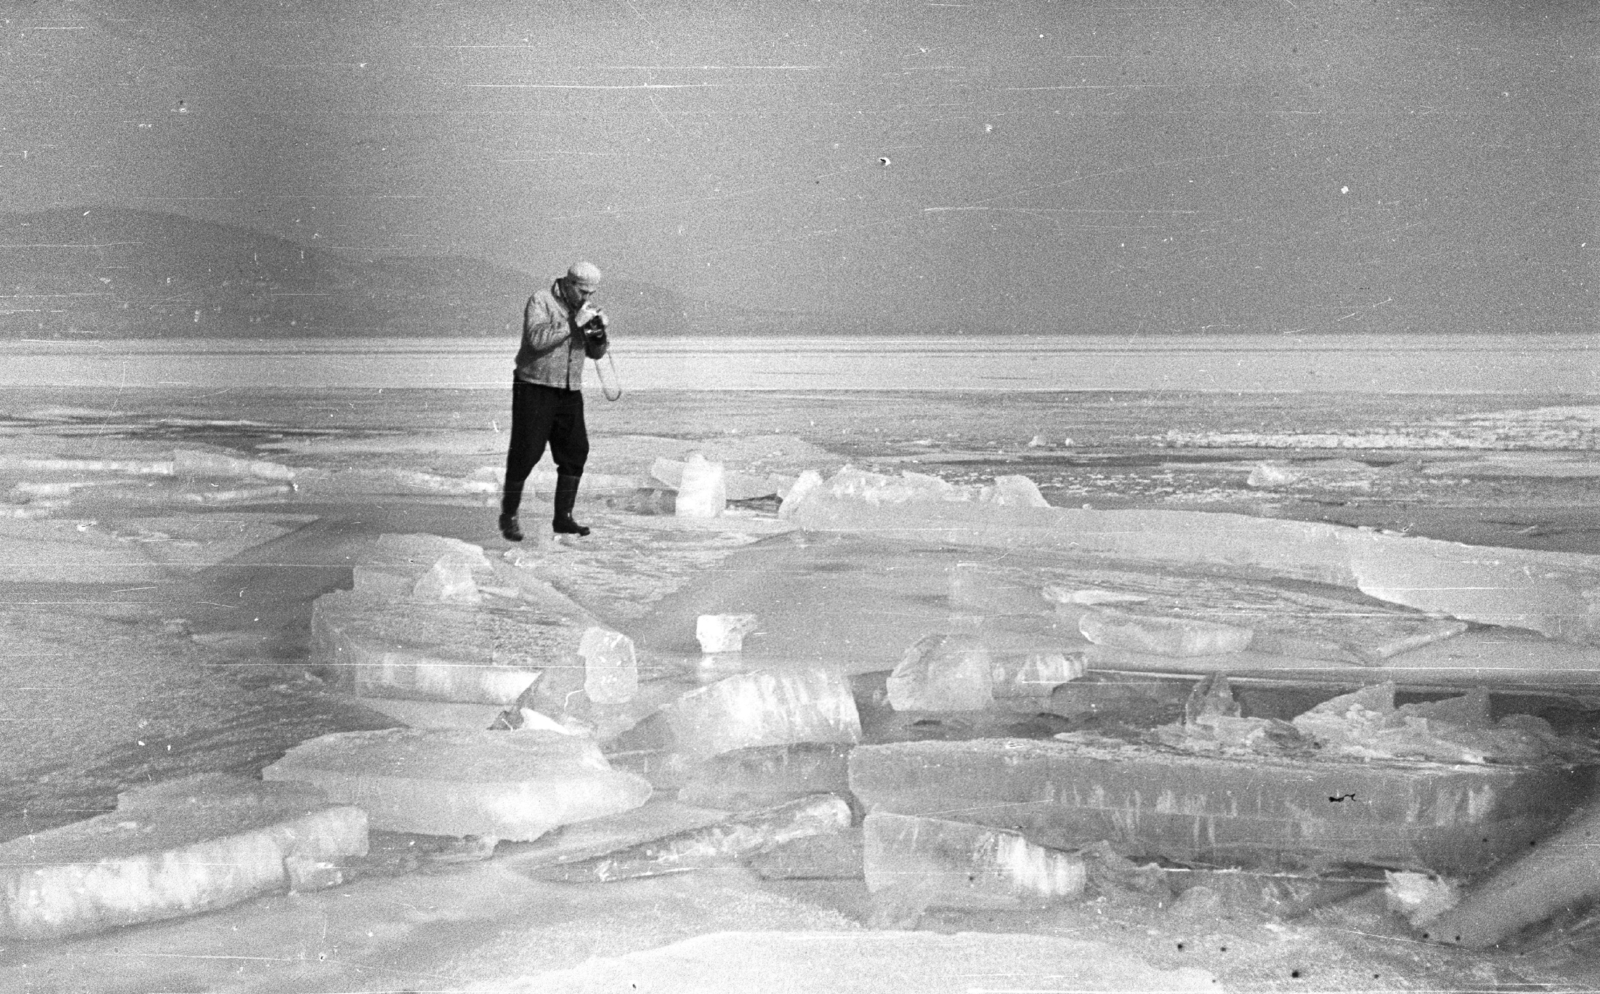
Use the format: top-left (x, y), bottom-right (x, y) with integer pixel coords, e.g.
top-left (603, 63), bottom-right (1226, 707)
top-left (499, 260), bottom-right (610, 541)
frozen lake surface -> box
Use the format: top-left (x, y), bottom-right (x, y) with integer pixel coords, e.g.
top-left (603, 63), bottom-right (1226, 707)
top-left (0, 378), bottom-right (1598, 990)
top-left (1, 334), bottom-right (1595, 393)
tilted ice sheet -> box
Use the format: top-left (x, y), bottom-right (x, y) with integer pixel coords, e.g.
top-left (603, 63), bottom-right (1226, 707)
top-left (960, 557), bottom-right (1465, 655)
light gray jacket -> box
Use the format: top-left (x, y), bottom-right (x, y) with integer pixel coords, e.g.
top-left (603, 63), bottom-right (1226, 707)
top-left (513, 282), bottom-right (607, 389)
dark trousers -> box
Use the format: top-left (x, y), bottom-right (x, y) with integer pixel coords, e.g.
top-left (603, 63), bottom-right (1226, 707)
top-left (502, 382), bottom-right (587, 517)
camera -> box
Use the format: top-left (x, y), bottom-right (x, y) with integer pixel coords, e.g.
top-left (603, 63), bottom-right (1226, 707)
top-left (582, 320), bottom-right (608, 359)
top-left (577, 306), bottom-right (608, 334)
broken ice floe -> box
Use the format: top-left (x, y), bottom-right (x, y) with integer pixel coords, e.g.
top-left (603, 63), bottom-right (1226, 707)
top-left (651, 454), bottom-right (793, 504)
top-left (887, 633), bottom-right (995, 712)
top-left (0, 447), bottom-right (301, 516)
top-left (1147, 673), bottom-right (1589, 768)
top-left (801, 465), bottom-right (1049, 508)
top-left (578, 626), bottom-right (638, 704)
top-left (786, 467), bottom-right (1600, 644)
top-left (696, 613), bottom-right (759, 653)
top-left (1289, 684), bottom-right (1554, 764)
top-left (1079, 608), bottom-right (1256, 658)
top-left (676, 743), bottom-right (855, 811)
top-left (312, 533), bottom-right (640, 709)
top-left (1245, 458), bottom-right (1385, 489)
top-left (777, 469), bottom-right (824, 519)
top-left (1149, 673), bottom-right (1302, 755)
top-left (1422, 793), bottom-right (1600, 948)
top-left (313, 591), bottom-right (546, 705)
top-left (849, 736), bottom-right (1583, 875)
top-left (0, 774), bottom-right (366, 941)
top-left (991, 651), bottom-right (1085, 699)
top-left (263, 727), bottom-right (651, 840)
top-left (948, 557), bottom-right (1498, 675)
top-left (674, 453), bottom-right (726, 518)
top-left (1044, 586), bottom-right (1150, 607)
top-left (539, 793), bottom-right (851, 882)
top-left (864, 812), bottom-right (1085, 910)
top-left (608, 665), bottom-right (862, 787)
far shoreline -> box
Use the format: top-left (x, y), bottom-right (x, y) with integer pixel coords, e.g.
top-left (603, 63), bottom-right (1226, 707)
top-left (0, 334), bottom-right (1593, 394)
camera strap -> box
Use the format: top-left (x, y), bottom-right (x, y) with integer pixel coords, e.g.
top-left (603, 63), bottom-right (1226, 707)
top-left (595, 352), bottom-right (622, 401)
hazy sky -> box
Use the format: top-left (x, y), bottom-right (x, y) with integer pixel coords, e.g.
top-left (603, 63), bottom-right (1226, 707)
top-left (3, 0), bottom-right (1595, 334)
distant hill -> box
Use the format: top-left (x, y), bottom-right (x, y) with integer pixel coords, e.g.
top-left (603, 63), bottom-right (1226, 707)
top-left (0, 207), bottom-right (704, 338)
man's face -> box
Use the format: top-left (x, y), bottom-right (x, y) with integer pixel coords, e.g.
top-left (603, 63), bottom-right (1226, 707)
top-left (563, 278), bottom-right (597, 310)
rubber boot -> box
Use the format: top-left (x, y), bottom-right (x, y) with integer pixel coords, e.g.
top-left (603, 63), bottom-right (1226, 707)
top-left (552, 473), bottom-right (591, 536)
top-left (498, 513), bottom-right (523, 542)
top-left (499, 481), bottom-right (525, 542)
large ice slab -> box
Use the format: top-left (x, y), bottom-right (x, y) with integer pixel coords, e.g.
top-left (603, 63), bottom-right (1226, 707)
top-left (951, 555), bottom-right (1475, 668)
top-left (352, 697), bottom-right (506, 731)
top-left (802, 465), bottom-right (1051, 509)
top-left (369, 532), bottom-right (495, 576)
top-left (1079, 608), bottom-right (1256, 657)
top-left (312, 594), bottom-right (546, 704)
top-left (326, 640), bottom-right (541, 705)
top-left (863, 811), bottom-right (1085, 909)
top-left (1290, 684), bottom-right (1553, 764)
top-left (500, 798), bottom-right (729, 874)
top-left (649, 456), bottom-right (791, 502)
top-left (1423, 797), bottom-right (1600, 948)
top-left (263, 728), bottom-right (652, 840)
top-left (673, 453), bottom-right (726, 518)
top-left (990, 651), bottom-right (1086, 698)
top-left (849, 737), bottom-right (1585, 874)
top-left (886, 633), bottom-right (993, 711)
top-left (608, 666), bottom-right (862, 786)
top-left (1373, 628), bottom-right (1600, 687)
top-left (676, 743), bottom-right (854, 811)
top-left (412, 553), bottom-right (483, 604)
top-left (0, 774), bottom-right (365, 942)
top-left (310, 533), bottom-right (630, 705)
top-left (788, 475), bottom-right (1600, 643)
top-left (537, 794), bottom-right (852, 882)
top-left (578, 626), bottom-right (638, 704)
top-left (1345, 530), bottom-right (1599, 642)
top-left (695, 613), bottom-right (759, 653)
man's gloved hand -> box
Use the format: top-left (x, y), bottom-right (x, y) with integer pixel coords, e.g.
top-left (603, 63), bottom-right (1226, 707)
top-left (583, 321), bottom-right (609, 359)
top-left (575, 303), bottom-right (607, 331)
